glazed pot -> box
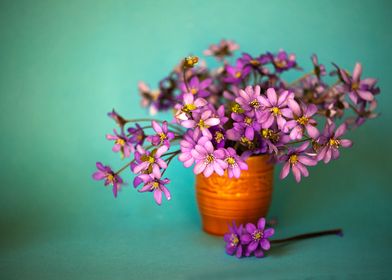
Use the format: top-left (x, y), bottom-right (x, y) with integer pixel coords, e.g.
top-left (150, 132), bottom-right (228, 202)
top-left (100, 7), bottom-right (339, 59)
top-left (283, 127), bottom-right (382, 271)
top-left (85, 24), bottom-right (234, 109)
top-left (195, 155), bottom-right (274, 236)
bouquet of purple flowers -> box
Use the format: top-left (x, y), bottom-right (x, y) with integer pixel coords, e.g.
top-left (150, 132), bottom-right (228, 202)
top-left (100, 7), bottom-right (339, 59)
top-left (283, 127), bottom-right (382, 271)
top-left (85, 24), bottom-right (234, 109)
top-left (93, 39), bottom-right (380, 205)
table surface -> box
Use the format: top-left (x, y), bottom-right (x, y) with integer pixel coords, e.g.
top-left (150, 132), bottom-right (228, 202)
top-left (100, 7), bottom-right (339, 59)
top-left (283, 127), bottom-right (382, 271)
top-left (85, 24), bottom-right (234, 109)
top-left (0, 0), bottom-right (391, 279)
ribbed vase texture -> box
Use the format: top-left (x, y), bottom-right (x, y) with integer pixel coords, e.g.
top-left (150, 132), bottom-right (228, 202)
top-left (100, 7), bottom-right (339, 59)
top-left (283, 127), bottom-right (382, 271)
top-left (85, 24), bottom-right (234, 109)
top-left (195, 155), bottom-right (274, 235)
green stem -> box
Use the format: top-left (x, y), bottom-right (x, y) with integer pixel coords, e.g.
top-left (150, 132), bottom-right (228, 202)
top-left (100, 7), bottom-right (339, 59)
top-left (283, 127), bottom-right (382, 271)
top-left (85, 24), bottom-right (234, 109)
top-left (161, 151), bottom-right (180, 176)
top-left (287, 71), bottom-right (314, 87)
top-left (271, 229), bottom-right (343, 244)
top-left (183, 68), bottom-right (190, 92)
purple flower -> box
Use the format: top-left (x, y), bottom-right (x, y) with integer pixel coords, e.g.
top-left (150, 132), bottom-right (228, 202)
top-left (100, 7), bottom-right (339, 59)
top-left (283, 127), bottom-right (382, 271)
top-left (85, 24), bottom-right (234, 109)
top-left (311, 54), bottom-right (326, 78)
top-left (175, 93), bottom-right (207, 121)
top-left (224, 59), bottom-right (251, 84)
top-left (180, 76), bottom-right (212, 98)
top-left (107, 109), bottom-right (126, 132)
top-left (106, 129), bottom-right (134, 158)
top-left (240, 53), bottom-right (271, 70)
top-left (204, 39), bottom-right (239, 60)
top-left (181, 110), bottom-right (220, 139)
top-left (284, 99), bottom-right (319, 139)
top-left (270, 50), bottom-right (297, 73)
top-left (235, 85), bottom-right (264, 120)
top-left (138, 81), bottom-right (159, 115)
top-left (178, 129), bottom-right (200, 168)
top-left (261, 128), bottom-right (290, 154)
top-left (317, 122), bottom-right (353, 163)
top-left (92, 162), bottom-right (123, 198)
top-left (230, 113), bottom-right (260, 140)
top-left (279, 142), bottom-right (318, 183)
top-left (259, 88), bottom-right (293, 129)
top-left (191, 136), bottom-right (228, 177)
top-left (224, 222), bottom-right (244, 258)
top-left (132, 145), bottom-right (168, 178)
top-left (127, 123), bottom-right (146, 146)
top-left (146, 121), bottom-right (175, 147)
top-left (339, 63), bottom-right (378, 103)
top-left (223, 148), bottom-right (248, 178)
top-left (210, 126), bottom-right (226, 149)
top-left (241, 218), bottom-right (275, 258)
top-left (135, 174), bottom-right (171, 205)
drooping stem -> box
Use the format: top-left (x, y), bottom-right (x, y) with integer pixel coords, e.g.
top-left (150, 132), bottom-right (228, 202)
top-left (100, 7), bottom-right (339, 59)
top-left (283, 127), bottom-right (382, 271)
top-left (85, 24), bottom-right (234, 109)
top-left (271, 228), bottom-right (343, 244)
top-left (183, 68), bottom-right (190, 92)
top-left (162, 150), bottom-right (181, 157)
top-left (115, 161), bottom-right (132, 175)
top-left (161, 151), bottom-right (181, 176)
top-left (285, 137), bottom-right (311, 145)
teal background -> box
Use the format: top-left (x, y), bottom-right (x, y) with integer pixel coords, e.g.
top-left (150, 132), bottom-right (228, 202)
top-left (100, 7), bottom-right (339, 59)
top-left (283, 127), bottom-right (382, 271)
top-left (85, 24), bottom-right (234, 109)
top-left (1, 0), bottom-right (391, 279)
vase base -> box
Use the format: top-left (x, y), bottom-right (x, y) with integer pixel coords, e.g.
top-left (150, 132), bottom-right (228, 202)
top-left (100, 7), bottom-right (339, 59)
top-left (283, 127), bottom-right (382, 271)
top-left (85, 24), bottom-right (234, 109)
top-left (200, 214), bottom-right (264, 236)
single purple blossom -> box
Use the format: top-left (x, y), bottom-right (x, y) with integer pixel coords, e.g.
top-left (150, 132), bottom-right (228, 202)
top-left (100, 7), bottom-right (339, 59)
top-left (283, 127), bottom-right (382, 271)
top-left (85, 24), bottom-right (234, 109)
top-left (235, 85), bottom-right (264, 120)
top-left (279, 142), bottom-right (318, 183)
top-left (259, 88), bottom-right (293, 129)
top-left (284, 99), bottom-right (319, 139)
top-left (180, 76), bottom-right (212, 98)
top-left (175, 93), bottom-right (207, 121)
top-left (191, 136), bottom-right (228, 177)
top-left (204, 39), bottom-right (239, 60)
top-left (317, 122), bottom-right (353, 163)
top-left (210, 126), bottom-right (226, 149)
top-left (132, 145), bottom-right (168, 178)
top-left (106, 129), bottom-right (134, 158)
top-left (178, 129), bottom-right (200, 168)
top-left (241, 217), bottom-right (275, 258)
top-left (146, 121), bottom-right (175, 147)
top-left (261, 128), bottom-right (290, 154)
top-left (311, 54), bottom-right (326, 78)
top-left (135, 174), bottom-right (171, 205)
top-left (230, 113), bottom-right (260, 140)
top-left (92, 162), bottom-right (123, 198)
top-left (270, 50), bottom-right (297, 73)
top-left (107, 109), bottom-right (126, 132)
top-left (127, 123), bottom-right (146, 146)
top-left (224, 222), bottom-right (244, 258)
top-left (181, 110), bottom-right (220, 139)
top-left (339, 63), bottom-right (378, 103)
top-left (224, 59), bottom-right (251, 84)
top-left (223, 148), bottom-right (248, 178)
top-left (240, 53), bottom-right (271, 70)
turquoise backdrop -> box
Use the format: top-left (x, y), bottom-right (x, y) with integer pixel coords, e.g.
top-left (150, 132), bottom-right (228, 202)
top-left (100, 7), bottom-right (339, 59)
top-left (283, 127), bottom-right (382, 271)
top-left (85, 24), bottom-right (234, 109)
top-left (1, 0), bottom-right (391, 279)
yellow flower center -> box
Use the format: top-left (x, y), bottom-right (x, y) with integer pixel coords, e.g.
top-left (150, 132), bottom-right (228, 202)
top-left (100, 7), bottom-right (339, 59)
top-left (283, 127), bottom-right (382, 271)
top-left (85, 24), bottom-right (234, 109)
top-left (250, 59), bottom-right (260, 66)
top-left (244, 117), bottom-right (253, 125)
top-left (250, 99), bottom-right (260, 109)
top-left (159, 133), bottom-right (167, 142)
top-left (329, 138), bottom-right (340, 148)
top-left (106, 174), bottom-right (114, 182)
top-left (231, 234), bottom-right (239, 245)
top-left (190, 88), bottom-right (198, 95)
top-left (206, 154), bottom-right (214, 163)
top-left (231, 103), bottom-right (244, 113)
top-left (296, 116), bottom-right (309, 125)
top-left (198, 119), bottom-right (207, 129)
top-left (270, 107), bottom-right (281, 116)
top-left (115, 138), bottom-right (125, 146)
top-left (141, 155), bottom-right (155, 164)
top-left (240, 137), bottom-right (254, 149)
top-left (182, 103), bottom-right (197, 112)
top-left (152, 181), bottom-right (159, 190)
top-left (252, 230), bottom-right (263, 241)
top-left (289, 154), bottom-right (298, 165)
top-left (214, 131), bottom-right (224, 143)
top-left (235, 71), bottom-right (242, 78)
top-left (226, 156), bottom-right (236, 166)
top-left (261, 129), bottom-right (280, 143)
top-left (275, 60), bottom-right (287, 68)
top-left (352, 82), bottom-right (359, 90)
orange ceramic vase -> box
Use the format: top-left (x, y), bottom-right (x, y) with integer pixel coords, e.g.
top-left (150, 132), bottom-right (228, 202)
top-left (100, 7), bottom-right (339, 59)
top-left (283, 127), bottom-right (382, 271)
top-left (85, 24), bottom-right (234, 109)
top-left (195, 155), bottom-right (274, 236)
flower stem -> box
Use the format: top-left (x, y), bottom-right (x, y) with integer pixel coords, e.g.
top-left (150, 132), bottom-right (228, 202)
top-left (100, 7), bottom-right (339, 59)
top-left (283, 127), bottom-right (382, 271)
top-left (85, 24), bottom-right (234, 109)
top-left (115, 161), bottom-right (132, 175)
top-left (183, 68), bottom-right (190, 92)
top-left (161, 151), bottom-right (180, 176)
top-left (285, 137), bottom-right (311, 145)
top-left (270, 228), bottom-right (343, 244)
top-left (287, 71), bottom-right (314, 87)
top-left (124, 118), bottom-right (184, 134)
